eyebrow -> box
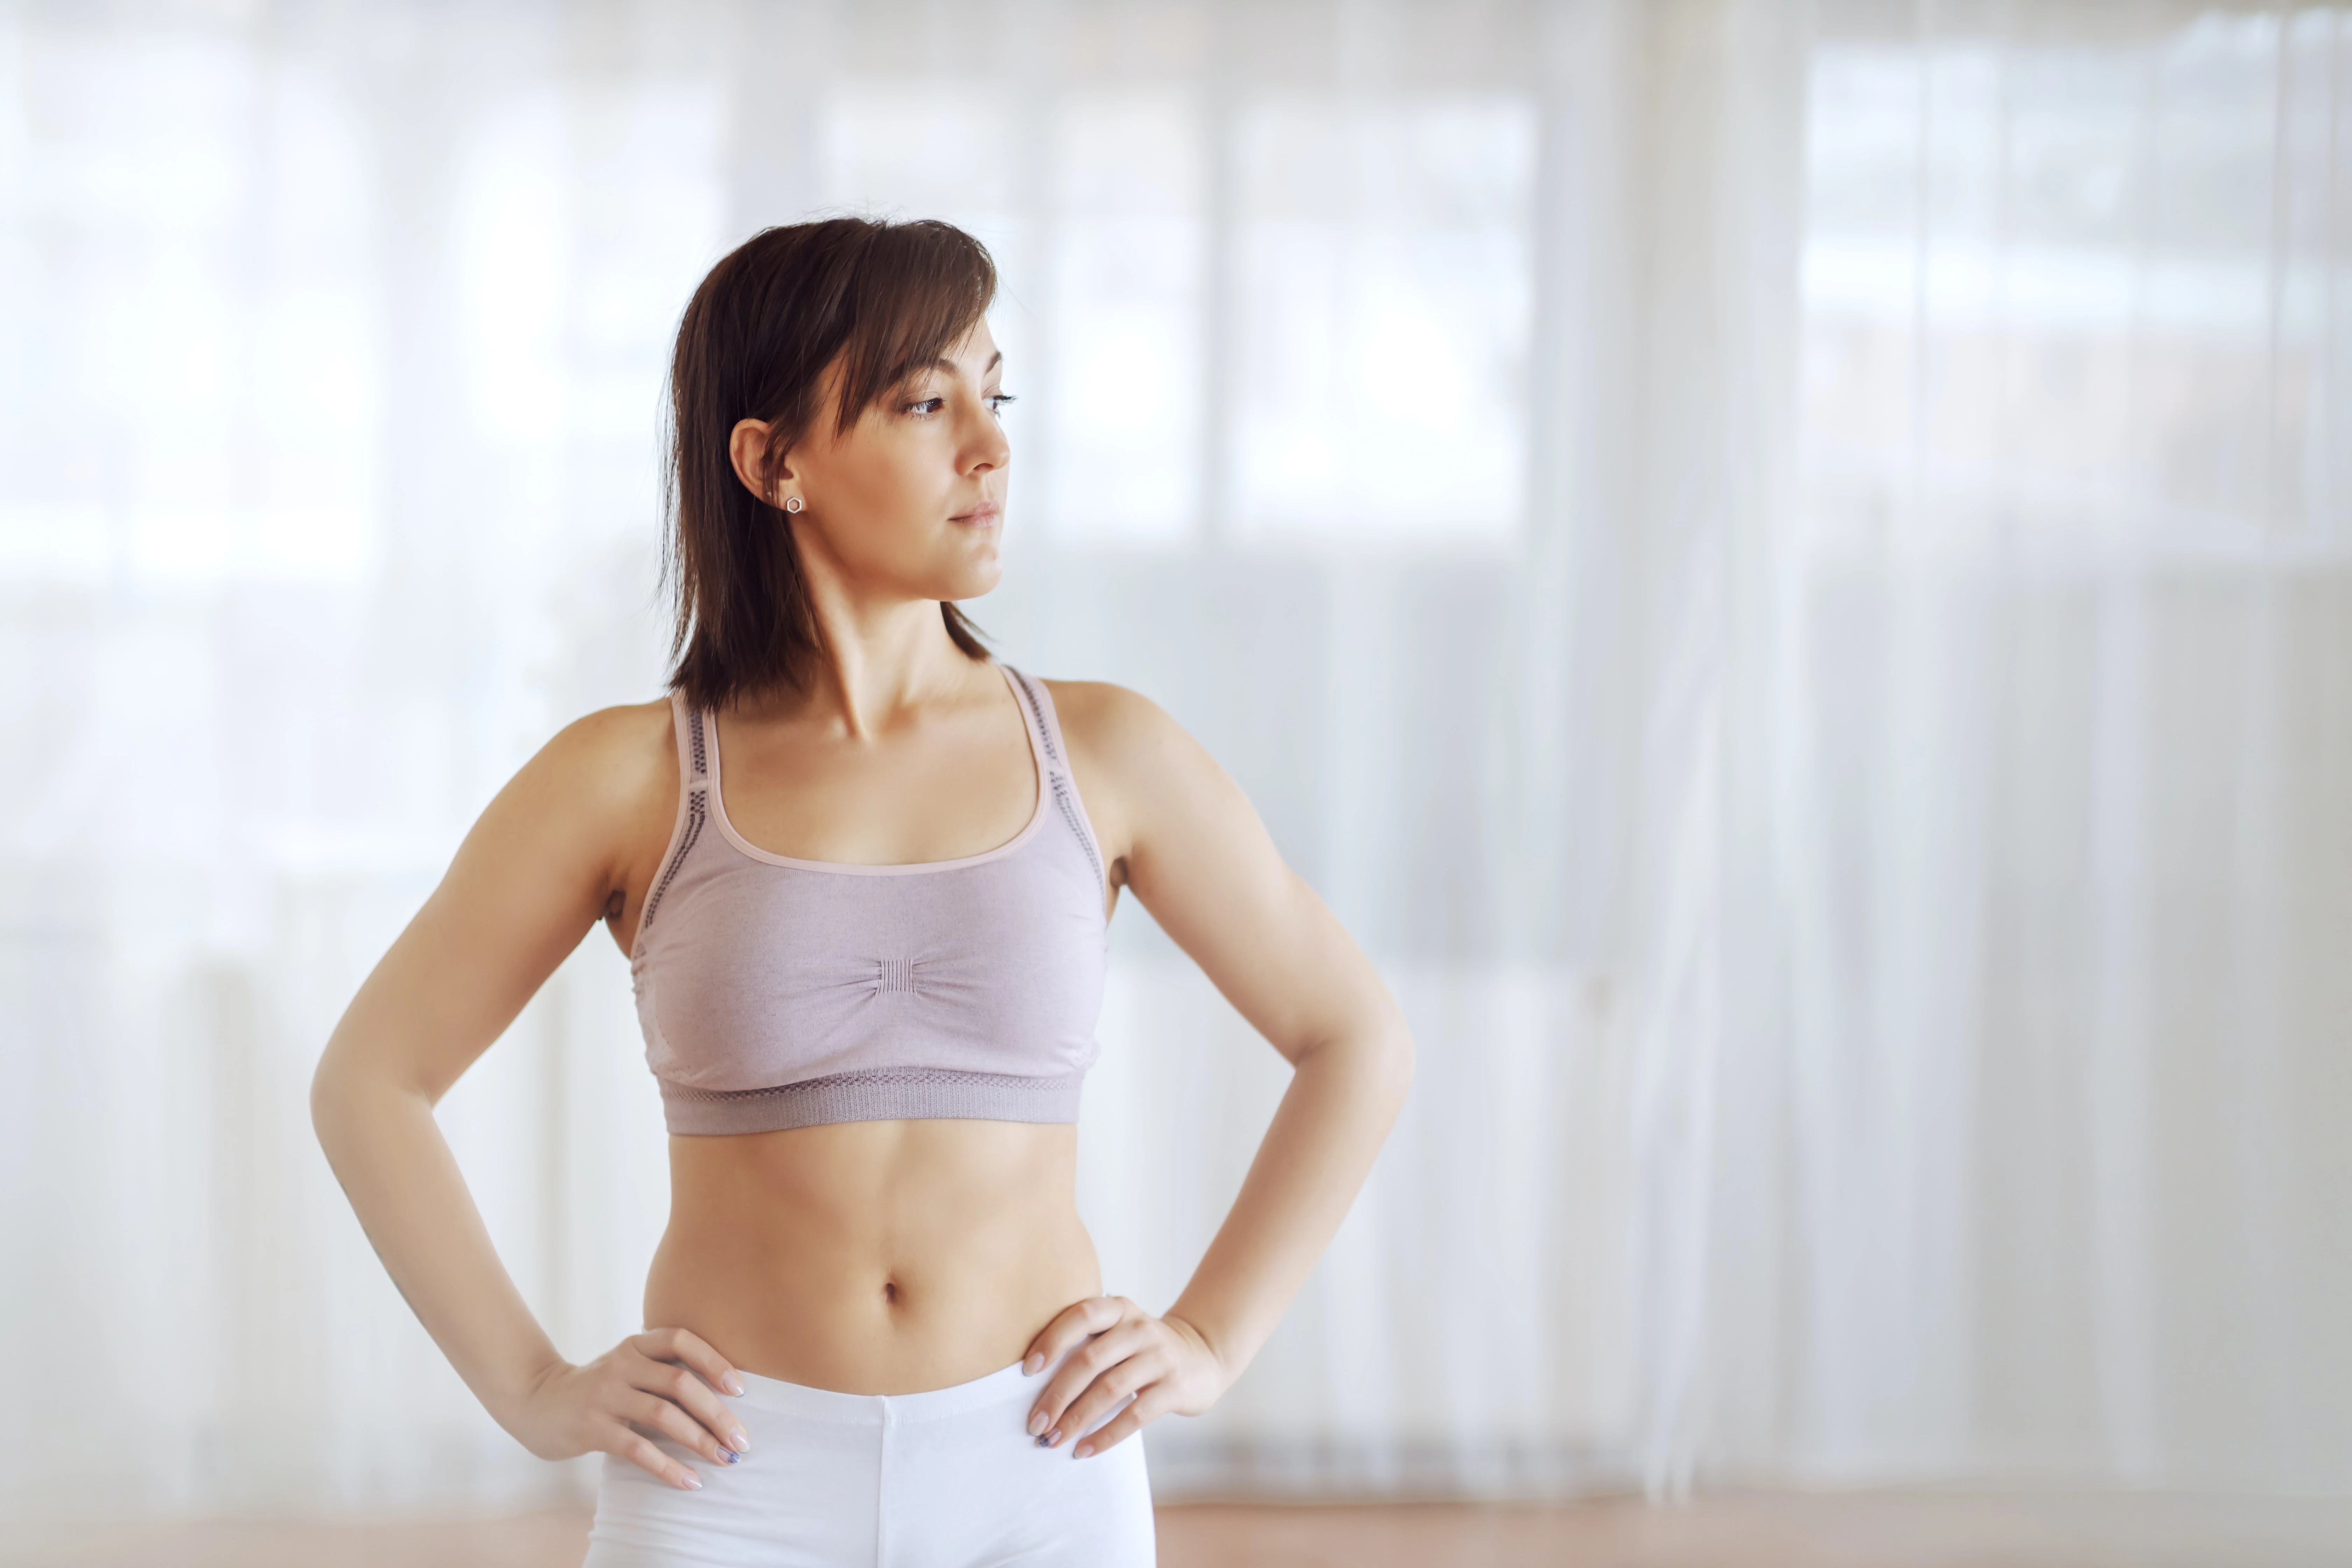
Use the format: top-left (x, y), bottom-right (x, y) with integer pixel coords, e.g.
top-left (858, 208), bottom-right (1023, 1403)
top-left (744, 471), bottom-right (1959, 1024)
top-left (922, 349), bottom-right (1002, 377)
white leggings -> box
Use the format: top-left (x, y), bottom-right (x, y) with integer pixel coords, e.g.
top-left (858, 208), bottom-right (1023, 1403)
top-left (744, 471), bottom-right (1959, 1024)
top-left (580, 1346), bottom-right (1156, 1567)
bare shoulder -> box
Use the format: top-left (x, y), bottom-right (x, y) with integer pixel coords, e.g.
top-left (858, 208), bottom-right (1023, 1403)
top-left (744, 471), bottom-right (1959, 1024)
top-left (1035, 677), bottom-right (1259, 878)
top-left (1034, 677), bottom-right (1202, 794)
top-left (458, 694), bottom-right (680, 889)
top-left (528, 695), bottom-right (679, 813)
top-left (1035, 677), bottom-right (1167, 758)
top-left (468, 694), bottom-right (667, 827)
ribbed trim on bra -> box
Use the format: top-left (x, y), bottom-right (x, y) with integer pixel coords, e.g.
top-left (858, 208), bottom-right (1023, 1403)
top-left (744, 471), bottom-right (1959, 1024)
top-left (658, 1066), bottom-right (1087, 1135)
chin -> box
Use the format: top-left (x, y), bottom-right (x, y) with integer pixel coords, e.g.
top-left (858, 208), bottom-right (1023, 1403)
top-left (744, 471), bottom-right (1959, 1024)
top-left (936, 561), bottom-right (1004, 600)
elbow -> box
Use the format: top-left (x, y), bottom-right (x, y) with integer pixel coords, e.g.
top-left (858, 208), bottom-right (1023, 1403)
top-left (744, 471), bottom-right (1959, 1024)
top-left (310, 1034), bottom-right (437, 1158)
top-left (1278, 982), bottom-right (1415, 1108)
top-left (1374, 1023), bottom-right (1415, 1108)
top-left (308, 1035), bottom-right (386, 1159)
top-left (1354, 990), bottom-right (1415, 1110)
top-left (1303, 1010), bottom-right (1414, 1109)
top-left (309, 1047), bottom-right (349, 1156)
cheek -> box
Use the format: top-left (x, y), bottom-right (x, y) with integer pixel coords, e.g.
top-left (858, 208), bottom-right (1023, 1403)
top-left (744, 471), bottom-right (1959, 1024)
top-left (841, 441), bottom-right (949, 526)
top-left (811, 451), bottom-right (948, 564)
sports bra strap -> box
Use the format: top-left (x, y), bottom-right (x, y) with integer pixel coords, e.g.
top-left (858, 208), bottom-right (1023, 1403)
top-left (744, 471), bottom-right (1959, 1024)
top-left (669, 688), bottom-right (710, 793)
top-left (1004, 665), bottom-right (1070, 782)
top-left (639, 691), bottom-right (714, 941)
top-left (1003, 664), bottom-right (1107, 904)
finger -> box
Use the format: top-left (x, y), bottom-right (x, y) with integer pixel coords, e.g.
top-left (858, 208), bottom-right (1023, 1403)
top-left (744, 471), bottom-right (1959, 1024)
top-left (1070, 1383), bottom-right (1176, 1459)
top-left (1021, 1295), bottom-right (1128, 1376)
top-left (631, 1354), bottom-right (753, 1459)
top-left (1048, 1351), bottom-right (1160, 1450)
top-left (1019, 1298), bottom-right (1104, 1376)
top-left (610, 1426), bottom-right (703, 1492)
top-left (1028, 1321), bottom-right (1155, 1437)
top-left (625, 1388), bottom-right (742, 1469)
top-left (1034, 1308), bottom-right (1147, 1402)
top-left (1033, 1337), bottom-right (1163, 1446)
top-left (1032, 1323), bottom-right (1156, 1434)
top-left (637, 1326), bottom-right (747, 1399)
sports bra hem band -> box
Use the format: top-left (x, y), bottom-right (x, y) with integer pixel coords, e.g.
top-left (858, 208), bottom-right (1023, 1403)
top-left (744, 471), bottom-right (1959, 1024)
top-left (657, 1066), bottom-right (1085, 1135)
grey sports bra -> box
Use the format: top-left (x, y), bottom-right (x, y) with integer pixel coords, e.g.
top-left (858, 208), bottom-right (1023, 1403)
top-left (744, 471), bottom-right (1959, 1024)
top-left (628, 661), bottom-right (1110, 1135)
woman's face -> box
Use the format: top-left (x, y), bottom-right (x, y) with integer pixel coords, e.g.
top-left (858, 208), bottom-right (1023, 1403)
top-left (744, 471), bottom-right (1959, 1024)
top-left (736, 318), bottom-right (1013, 606)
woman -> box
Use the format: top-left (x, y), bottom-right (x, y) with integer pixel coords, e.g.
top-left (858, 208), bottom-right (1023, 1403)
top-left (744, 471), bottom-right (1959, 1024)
top-left (310, 216), bottom-right (1414, 1567)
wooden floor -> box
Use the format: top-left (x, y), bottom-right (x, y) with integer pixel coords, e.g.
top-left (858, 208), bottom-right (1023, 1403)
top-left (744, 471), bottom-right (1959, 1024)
top-left (6, 1491), bottom-right (2350, 1567)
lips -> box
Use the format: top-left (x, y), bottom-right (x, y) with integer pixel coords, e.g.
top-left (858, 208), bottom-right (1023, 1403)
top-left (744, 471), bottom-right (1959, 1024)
top-left (952, 501), bottom-right (1002, 524)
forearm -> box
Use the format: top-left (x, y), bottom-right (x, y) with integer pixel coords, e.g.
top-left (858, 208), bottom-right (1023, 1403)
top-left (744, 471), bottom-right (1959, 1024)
top-left (1164, 1020), bottom-right (1413, 1383)
top-left (310, 1061), bottom-right (566, 1434)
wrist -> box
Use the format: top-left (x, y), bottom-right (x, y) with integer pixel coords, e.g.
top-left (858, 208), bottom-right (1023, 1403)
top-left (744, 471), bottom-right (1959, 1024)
top-left (1162, 1306), bottom-right (1236, 1388)
top-left (484, 1351), bottom-right (571, 1433)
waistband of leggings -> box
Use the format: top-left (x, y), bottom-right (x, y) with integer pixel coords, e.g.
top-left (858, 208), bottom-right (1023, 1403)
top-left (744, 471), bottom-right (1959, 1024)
top-left (728, 1352), bottom-right (1055, 1427)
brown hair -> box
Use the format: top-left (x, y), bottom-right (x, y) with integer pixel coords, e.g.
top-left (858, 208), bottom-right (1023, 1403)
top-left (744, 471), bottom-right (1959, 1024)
top-left (661, 217), bottom-right (999, 711)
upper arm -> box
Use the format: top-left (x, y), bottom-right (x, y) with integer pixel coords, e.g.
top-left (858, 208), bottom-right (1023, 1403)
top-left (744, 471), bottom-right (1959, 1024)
top-left (315, 700), bottom-right (678, 1107)
top-left (1070, 681), bottom-right (1407, 1069)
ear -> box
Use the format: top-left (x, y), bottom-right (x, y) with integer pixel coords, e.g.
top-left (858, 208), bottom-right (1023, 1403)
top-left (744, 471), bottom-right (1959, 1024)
top-left (727, 418), bottom-right (796, 510)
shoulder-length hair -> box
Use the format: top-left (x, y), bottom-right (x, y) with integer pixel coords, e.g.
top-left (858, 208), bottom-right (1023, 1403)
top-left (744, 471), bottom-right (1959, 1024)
top-left (662, 216), bottom-right (999, 711)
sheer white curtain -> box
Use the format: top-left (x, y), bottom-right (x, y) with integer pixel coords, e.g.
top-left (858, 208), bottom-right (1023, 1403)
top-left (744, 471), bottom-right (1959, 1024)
top-left (1712, 0), bottom-right (2352, 1492)
top-left (1, 0), bottom-right (2346, 1523)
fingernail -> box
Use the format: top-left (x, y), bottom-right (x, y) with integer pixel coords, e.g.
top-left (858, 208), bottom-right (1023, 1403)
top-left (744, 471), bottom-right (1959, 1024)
top-left (1023, 1353), bottom-right (1043, 1374)
top-left (731, 1429), bottom-right (751, 1452)
top-left (1074, 1442), bottom-right (1094, 1459)
top-left (719, 1448), bottom-right (737, 1464)
top-left (1038, 1428), bottom-right (1062, 1448)
top-left (1027, 1410), bottom-right (1048, 1437)
top-left (724, 1374), bottom-right (746, 1396)
top-left (679, 1472), bottom-right (702, 1490)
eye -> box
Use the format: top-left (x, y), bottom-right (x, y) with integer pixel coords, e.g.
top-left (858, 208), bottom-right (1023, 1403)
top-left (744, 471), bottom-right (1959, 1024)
top-left (904, 397), bottom-right (947, 417)
top-left (987, 392), bottom-right (1017, 415)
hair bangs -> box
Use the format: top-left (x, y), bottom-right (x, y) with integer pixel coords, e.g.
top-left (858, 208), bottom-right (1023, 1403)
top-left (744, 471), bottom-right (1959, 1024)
top-left (827, 223), bottom-right (998, 440)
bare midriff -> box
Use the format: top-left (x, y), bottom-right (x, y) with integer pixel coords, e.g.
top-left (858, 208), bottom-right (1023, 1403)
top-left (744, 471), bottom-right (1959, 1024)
top-left (642, 1117), bottom-right (1104, 1395)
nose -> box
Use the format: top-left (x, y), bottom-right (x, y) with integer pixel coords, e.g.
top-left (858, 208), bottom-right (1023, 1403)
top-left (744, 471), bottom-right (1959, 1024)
top-left (965, 405), bottom-right (1009, 475)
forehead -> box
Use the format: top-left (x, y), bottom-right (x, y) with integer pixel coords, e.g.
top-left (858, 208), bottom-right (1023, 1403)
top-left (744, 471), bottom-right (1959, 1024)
top-left (929, 317), bottom-right (999, 374)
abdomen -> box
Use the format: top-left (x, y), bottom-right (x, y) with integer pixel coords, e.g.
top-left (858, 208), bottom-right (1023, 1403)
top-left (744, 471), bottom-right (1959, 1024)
top-left (643, 1118), bottom-right (1104, 1394)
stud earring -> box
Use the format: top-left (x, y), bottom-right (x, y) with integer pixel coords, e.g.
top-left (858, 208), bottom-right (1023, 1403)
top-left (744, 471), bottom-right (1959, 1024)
top-left (784, 496), bottom-right (804, 513)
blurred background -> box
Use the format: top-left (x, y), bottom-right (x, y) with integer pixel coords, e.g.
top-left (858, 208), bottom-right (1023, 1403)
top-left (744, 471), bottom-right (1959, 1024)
top-left (4, 0), bottom-right (2351, 1560)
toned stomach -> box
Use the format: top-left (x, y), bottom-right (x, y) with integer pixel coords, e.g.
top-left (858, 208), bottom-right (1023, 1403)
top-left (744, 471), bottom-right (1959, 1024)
top-left (642, 1118), bottom-right (1104, 1395)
